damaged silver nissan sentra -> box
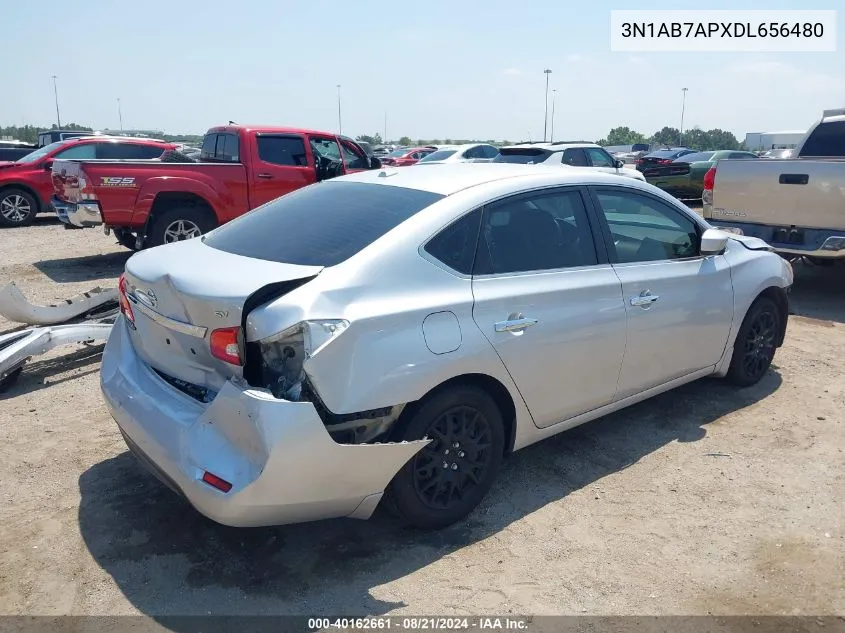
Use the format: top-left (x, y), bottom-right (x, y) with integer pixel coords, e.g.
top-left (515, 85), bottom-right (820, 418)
top-left (102, 163), bottom-right (792, 529)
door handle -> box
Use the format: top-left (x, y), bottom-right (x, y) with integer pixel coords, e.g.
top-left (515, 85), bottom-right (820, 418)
top-left (257, 173), bottom-right (274, 179)
top-left (494, 315), bottom-right (539, 333)
top-left (630, 292), bottom-right (660, 307)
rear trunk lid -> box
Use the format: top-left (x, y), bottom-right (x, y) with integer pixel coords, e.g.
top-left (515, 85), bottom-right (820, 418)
top-left (123, 238), bottom-right (321, 395)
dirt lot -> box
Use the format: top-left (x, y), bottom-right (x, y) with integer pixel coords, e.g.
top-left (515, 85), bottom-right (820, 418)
top-left (0, 216), bottom-right (843, 619)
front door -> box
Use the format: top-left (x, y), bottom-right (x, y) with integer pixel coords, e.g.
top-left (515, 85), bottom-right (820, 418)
top-left (470, 186), bottom-right (627, 428)
top-left (590, 186), bottom-right (734, 399)
top-left (584, 146), bottom-right (623, 177)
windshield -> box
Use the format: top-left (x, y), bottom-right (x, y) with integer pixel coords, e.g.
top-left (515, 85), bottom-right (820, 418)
top-left (388, 148), bottom-right (408, 157)
top-left (493, 148), bottom-right (551, 164)
top-left (15, 140), bottom-right (70, 164)
top-left (203, 181), bottom-right (445, 266)
top-left (674, 151), bottom-right (713, 163)
top-left (419, 150), bottom-right (457, 162)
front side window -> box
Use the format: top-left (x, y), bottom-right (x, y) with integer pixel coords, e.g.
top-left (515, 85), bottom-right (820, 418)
top-left (424, 208), bottom-right (482, 274)
top-left (561, 148), bottom-right (589, 166)
top-left (594, 189), bottom-right (700, 263)
top-left (310, 137), bottom-right (342, 161)
top-left (474, 189), bottom-right (598, 275)
top-left (584, 147), bottom-right (615, 167)
top-left (481, 145), bottom-right (500, 159)
top-left (339, 141), bottom-right (368, 169)
top-left (257, 135), bottom-right (308, 166)
top-left (55, 144), bottom-right (97, 160)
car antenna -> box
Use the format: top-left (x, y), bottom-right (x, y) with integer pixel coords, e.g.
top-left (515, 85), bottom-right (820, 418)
top-left (228, 120), bottom-right (237, 125)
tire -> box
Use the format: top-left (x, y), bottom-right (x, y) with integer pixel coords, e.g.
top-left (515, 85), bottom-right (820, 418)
top-left (385, 385), bottom-right (505, 530)
top-left (726, 296), bottom-right (780, 387)
top-left (0, 188), bottom-right (38, 227)
top-left (146, 206), bottom-right (216, 248)
top-left (114, 228), bottom-right (140, 251)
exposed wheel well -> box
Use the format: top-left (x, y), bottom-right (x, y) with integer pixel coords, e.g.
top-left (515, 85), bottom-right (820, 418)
top-left (0, 184), bottom-right (43, 213)
top-left (756, 286), bottom-right (789, 347)
top-left (391, 373), bottom-right (518, 454)
top-left (146, 192), bottom-right (216, 232)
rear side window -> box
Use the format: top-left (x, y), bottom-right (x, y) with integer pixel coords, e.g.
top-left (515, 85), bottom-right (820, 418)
top-left (257, 135), bottom-right (308, 166)
top-left (97, 143), bottom-right (165, 159)
top-left (562, 148), bottom-right (589, 166)
top-left (799, 121), bottom-right (845, 157)
top-left (424, 208), bottom-right (482, 274)
top-left (200, 133), bottom-right (240, 162)
top-left (204, 182), bottom-right (444, 266)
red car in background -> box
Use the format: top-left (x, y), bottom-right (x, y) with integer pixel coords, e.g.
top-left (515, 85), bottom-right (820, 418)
top-left (380, 146), bottom-right (436, 166)
top-left (0, 136), bottom-right (174, 227)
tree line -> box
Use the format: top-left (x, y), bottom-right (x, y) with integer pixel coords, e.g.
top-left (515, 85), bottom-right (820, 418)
top-left (596, 126), bottom-right (742, 151)
top-left (0, 123), bottom-right (92, 144)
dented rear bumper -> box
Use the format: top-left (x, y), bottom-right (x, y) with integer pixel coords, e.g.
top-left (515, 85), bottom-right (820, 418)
top-left (100, 316), bottom-right (429, 527)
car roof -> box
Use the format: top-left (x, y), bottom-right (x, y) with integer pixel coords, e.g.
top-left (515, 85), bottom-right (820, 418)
top-left (504, 142), bottom-right (599, 152)
top-left (207, 125), bottom-right (340, 137)
top-left (338, 162), bottom-right (649, 196)
top-left (62, 136), bottom-right (171, 145)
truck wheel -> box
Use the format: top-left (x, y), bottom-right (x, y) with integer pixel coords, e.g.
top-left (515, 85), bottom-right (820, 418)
top-left (0, 189), bottom-right (38, 227)
top-left (146, 207), bottom-right (215, 248)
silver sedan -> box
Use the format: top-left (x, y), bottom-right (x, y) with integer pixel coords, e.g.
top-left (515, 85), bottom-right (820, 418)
top-left (102, 164), bottom-right (793, 529)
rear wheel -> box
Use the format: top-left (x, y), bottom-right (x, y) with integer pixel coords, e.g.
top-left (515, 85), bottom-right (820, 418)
top-left (385, 385), bottom-right (504, 529)
top-left (146, 207), bottom-right (215, 248)
top-left (727, 296), bottom-right (780, 387)
top-left (0, 189), bottom-right (38, 227)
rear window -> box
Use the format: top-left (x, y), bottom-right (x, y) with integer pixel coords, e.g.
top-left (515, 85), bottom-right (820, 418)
top-left (674, 151), bottom-right (713, 163)
top-left (97, 143), bottom-right (166, 160)
top-left (200, 132), bottom-right (240, 162)
top-left (494, 148), bottom-right (552, 164)
top-left (799, 121), bottom-right (845, 157)
top-left (419, 149), bottom-right (457, 162)
top-left (203, 181), bottom-right (444, 267)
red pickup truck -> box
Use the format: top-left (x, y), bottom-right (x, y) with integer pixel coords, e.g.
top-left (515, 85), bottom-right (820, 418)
top-left (0, 136), bottom-right (173, 227)
top-left (52, 125), bottom-right (380, 249)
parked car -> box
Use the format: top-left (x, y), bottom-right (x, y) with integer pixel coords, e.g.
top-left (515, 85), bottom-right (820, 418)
top-left (643, 150), bottom-right (758, 200)
top-left (703, 108), bottom-right (845, 263)
top-left (37, 130), bottom-right (97, 146)
top-left (0, 141), bottom-right (38, 163)
top-left (51, 125), bottom-right (380, 249)
top-left (380, 146), bottom-right (435, 166)
top-left (0, 136), bottom-right (174, 227)
top-left (493, 143), bottom-right (646, 181)
top-left (417, 143), bottom-right (500, 164)
top-left (103, 163), bottom-right (791, 530)
top-left (636, 148), bottom-right (696, 171)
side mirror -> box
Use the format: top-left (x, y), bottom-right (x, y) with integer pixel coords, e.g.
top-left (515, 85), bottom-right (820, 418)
top-left (614, 159), bottom-right (624, 168)
top-left (43, 160), bottom-right (54, 171)
top-left (369, 156), bottom-right (382, 170)
top-left (700, 228), bottom-right (730, 255)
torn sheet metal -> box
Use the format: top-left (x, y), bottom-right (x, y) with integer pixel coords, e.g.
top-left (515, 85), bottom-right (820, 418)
top-left (0, 282), bottom-right (118, 325)
top-left (0, 323), bottom-right (114, 388)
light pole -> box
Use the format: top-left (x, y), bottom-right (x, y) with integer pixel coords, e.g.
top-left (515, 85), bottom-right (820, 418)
top-left (384, 111), bottom-right (387, 144)
top-left (679, 87), bottom-right (688, 146)
top-left (550, 89), bottom-right (557, 143)
top-left (336, 84), bottom-right (342, 135)
top-left (51, 75), bottom-right (61, 129)
top-left (543, 69), bottom-right (552, 142)
top-left (117, 98), bottom-right (123, 132)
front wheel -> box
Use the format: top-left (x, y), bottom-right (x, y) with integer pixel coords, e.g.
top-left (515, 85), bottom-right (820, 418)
top-left (385, 385), bottom-right (505, 529)
top-left (146, 207), bottom-right (216, 248)
top-left (0, 189), bottom-right (38, 227)
top-left (727, 296), bottom-right (781, 387)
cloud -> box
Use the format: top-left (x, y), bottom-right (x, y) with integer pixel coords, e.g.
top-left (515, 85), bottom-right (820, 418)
top-left (565, 53), bottom-right (586, 63)
top-left (503, 68), bottom-right (523, 76)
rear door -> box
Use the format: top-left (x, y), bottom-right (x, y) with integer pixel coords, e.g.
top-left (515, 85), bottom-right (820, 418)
top-left (589, 186), bottom-right (733, 399)
top-left (249, 134), bottom-right (314, 207)
top-left (470, 186), bottom-right (627, 428)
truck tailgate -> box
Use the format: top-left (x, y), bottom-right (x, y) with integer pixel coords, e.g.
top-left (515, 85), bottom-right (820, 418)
top-left (709, 159), bottom-right (845, 230)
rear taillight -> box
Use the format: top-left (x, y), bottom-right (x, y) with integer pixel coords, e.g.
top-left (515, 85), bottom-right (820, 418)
top-left (117, 273), bottom-right (135, 325)
top-left (703, 166), bottom-right (716, 191)
top-left (210, 326), bottom-right (243, 365)
top-left (202, 471), bottom-right (232, 493)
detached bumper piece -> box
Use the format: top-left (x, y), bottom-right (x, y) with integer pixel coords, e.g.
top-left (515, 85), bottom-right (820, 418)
top-left (0, 282), bottom-right (118, 326)
top-left (53, 196), bottom-right (103, 228)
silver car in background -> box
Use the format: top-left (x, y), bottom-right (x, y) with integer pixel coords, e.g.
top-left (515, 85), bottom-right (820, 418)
top-left (102, 164), bottom-right (792, 530)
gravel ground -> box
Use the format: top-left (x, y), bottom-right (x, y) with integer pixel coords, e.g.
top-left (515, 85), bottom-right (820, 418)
top-left (0, 216), bottom-right (843, 620)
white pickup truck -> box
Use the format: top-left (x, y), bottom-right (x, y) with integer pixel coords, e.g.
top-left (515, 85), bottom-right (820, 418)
top-left (703, 108), bottom-right (845, 262)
